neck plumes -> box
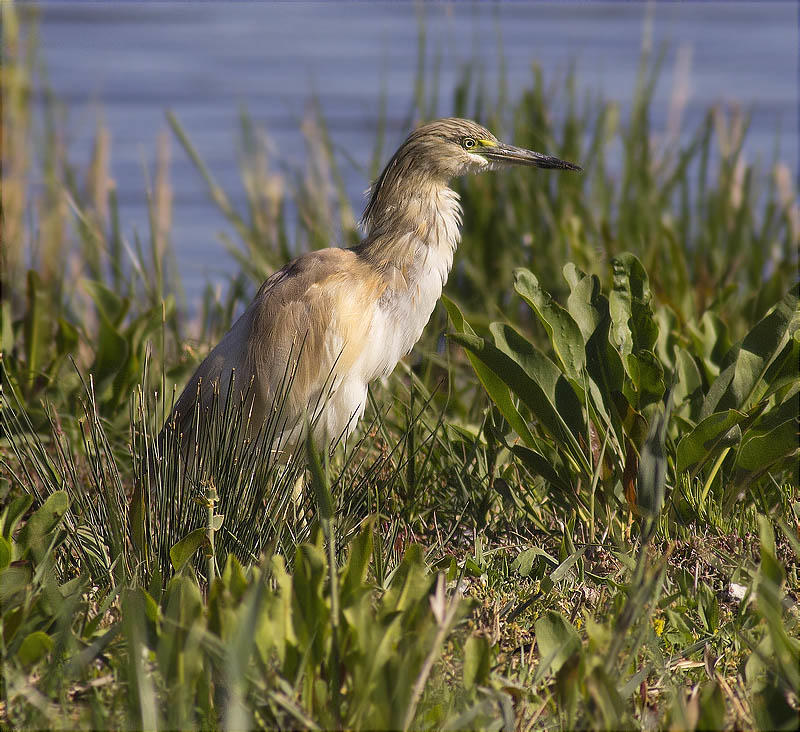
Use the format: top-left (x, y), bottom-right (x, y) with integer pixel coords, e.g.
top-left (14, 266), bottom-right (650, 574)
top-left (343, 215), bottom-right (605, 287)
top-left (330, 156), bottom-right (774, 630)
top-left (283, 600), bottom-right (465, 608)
top-left (356, 162), bottom-right (463, 279)
top-left (353, 169), bottom-right (463, 380)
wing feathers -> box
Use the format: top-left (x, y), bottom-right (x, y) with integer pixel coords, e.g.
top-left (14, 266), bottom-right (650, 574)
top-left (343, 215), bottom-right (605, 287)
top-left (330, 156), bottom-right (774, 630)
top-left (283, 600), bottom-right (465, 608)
top-left (167, 247), bottom-right (382, 443)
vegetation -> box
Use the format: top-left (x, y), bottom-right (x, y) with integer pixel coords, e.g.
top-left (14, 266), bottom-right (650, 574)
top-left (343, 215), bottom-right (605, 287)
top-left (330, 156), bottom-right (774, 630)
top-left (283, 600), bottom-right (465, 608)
top-left (2, 3), bottom-right (798, 729)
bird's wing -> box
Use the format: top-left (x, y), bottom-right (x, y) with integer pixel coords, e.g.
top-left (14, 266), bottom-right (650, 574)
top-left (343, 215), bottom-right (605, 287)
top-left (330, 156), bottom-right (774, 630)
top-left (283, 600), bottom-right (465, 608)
top-left (166, 247), bottom-right (382, 439)
top-left (167, 303), bottom-right (258, 438)
top-left (246, 247), bottom-right (383, 420)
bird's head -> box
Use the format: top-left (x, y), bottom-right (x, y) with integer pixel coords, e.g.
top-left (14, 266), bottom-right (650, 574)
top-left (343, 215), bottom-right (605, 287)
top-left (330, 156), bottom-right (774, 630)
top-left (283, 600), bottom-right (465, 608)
top-left (362, 117), bottom-right (581, 232)
top-left (401, 117), bottom-right (582, 180)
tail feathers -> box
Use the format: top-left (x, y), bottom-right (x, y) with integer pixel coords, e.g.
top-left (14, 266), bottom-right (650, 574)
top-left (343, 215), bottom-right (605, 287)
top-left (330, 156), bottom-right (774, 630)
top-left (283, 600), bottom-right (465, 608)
top-left (163, 305), bottom-right (257, 443)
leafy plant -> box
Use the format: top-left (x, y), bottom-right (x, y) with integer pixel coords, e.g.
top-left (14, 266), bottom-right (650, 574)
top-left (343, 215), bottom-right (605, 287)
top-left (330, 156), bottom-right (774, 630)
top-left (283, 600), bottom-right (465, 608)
top-left (446, 256), bottom-right (797, 540)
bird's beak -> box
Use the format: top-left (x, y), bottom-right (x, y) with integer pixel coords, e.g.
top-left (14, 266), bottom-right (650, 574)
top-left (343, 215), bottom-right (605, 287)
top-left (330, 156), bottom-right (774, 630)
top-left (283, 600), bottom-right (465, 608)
top-left (481, 143), bottom-right (582, 172)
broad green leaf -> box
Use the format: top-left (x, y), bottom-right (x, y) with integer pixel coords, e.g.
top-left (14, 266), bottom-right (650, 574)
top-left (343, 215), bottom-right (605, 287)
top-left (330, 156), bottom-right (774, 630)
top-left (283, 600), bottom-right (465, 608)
top-left (734, 419), bottom-right (799, 478)
top-left (268, 555), bottom-right (296, 655)
top-left (306, 432), bottom-right (333, 520)
top-left (490, 322), bottom-right (585, 439)
top-left (752, 686), bottom-right (798, 732)
top-left (585, 666), bottom-right (626, 730)
top-left (443, 296), bottom-right (536, 447)
top-left (555, 652), bottom-right (581, 730)
top-left (83, 278), bottom-right (130, 327)
top-left (1, 297), bottom-right (13, 355)
top-left (514, 268), bottom-right (586, 379)
top-left (512, 445), bottom-right (571, 494)
top-left (637, 401), bottom-right (670, 527)
top-left (139, 587), bottom-right (161, 625)
top-left (18, 491), bottom-right (69, 552)
top-left (760, 337), bottom-right (800, 400)
top-left (747, 391), bottom-right (800, 436)
top-left (446, 422), bottom-right (484, 445)
top-left (623, 350), bottom-right (665, 408)
top-left (463, 635), bottom-right (490, 690)
top-left (341, 520), bottom-right (373, 605)
top-left (687, 310), bottom-right (731, 380)
top-left (90, 306), bottom-right (129, 392)
top-left (672, 347), bottom-right (703, 416)
top-left (381, 543), bottom-right (429, 615)
top-left (586, 318), bottom-right (625, 400)
top-left (609, 253), bottom-right (656, 354)
top-left (17, 631), bottom-right (54, 666)
top-left (702, 283), bottom-right (799, 417)
top-left (162, 574), bottom-right (204, 628)
top-left (169, 528), bottom-right (209, 571)
top-left (534, 610), bottom-right (580, 676)
top-left (676, 409), bottom-right (748, 475)
top-left (654, 306), bottom-right (679, 371)
top-left (291, 541), bottom-right (327, 653)
top-left (221, 554), bottom-right (249, 601)
top-left (563, 263), bottom-right (603, 342)
top-left (511, 546), bottom-right (558, 577)
top-left (450, 329), bottom-right (589, 475)
top-left (1, 494), bottom-right (33, 540)
top-left (120, 589), bottom-right (160, 730)
top-left (608, 254), bottom-right (665, 407)
top-left (0, 564), bottom-right (32, 604)
top-left (463, 556), bottom-right (484, 578)
top-left (0, 536), bottom-right (11, 570)
top-left (564, 270), bottom-right (627, 437)
top-left (550, 547), bottom-right (587, 584)
top-left (55, 317), bottom-right (79, 360)
top-left (224, 577), bottom-right (265, 732)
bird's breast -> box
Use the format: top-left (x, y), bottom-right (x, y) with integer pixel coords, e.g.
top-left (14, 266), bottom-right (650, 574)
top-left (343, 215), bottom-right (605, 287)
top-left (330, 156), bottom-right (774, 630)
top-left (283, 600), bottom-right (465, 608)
top-left (332, 184), bottom-right (461, 387)
top-left (362, 235), bottom-right (456, 381)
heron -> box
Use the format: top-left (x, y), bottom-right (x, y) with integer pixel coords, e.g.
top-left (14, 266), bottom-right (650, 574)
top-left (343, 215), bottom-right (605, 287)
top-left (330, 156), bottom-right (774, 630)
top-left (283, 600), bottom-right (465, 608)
top-left (166, 117), bottom-right (581, 454)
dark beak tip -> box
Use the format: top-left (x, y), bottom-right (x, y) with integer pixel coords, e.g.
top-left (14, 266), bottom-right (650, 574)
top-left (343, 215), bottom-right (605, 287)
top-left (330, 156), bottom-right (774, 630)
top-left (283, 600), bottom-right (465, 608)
top-left (526, 149), bottom-right (583, 172)
top-left (487, 145), bottom-right (582, 172)
top-left (552, 157), bottom-right (582, 172)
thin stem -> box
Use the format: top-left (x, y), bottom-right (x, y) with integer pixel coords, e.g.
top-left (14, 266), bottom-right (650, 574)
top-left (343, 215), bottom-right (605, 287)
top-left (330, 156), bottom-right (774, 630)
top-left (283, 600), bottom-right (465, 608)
top-left (402, 578), bottom-right (463, 732)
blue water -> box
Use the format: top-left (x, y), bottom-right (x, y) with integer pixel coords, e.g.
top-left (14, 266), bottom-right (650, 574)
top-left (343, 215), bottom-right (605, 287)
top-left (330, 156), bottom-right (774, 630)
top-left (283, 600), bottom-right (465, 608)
top-left (33, 1), bottom-right (798, 305)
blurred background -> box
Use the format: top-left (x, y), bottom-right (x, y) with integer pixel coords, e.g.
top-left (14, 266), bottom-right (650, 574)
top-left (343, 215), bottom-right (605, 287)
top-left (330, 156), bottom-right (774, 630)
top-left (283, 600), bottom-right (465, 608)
top-left (31, 0), bottom-right (798, 306)
top-left (4, 6), bottom-right (800, 729)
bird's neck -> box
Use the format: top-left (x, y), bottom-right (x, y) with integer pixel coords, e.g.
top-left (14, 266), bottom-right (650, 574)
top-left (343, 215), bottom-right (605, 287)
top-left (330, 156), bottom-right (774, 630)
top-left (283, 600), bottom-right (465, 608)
top-left (355, 182), bottom-right (462, 283)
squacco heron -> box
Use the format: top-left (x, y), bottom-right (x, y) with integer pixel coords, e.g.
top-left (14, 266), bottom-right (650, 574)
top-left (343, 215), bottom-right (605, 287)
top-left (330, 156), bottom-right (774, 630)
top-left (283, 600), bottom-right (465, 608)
top-left (167, 118), bottom-right (580, 451)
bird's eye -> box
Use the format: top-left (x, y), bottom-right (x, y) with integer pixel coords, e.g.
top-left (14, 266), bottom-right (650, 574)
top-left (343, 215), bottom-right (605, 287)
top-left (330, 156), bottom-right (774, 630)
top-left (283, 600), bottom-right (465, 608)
top-left (462, 137), bottom-right (476, 150)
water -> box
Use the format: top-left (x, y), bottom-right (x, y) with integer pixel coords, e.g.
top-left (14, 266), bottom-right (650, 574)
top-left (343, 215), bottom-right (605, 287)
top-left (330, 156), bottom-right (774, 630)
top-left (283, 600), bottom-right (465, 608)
top-left (33, 1), bottom-right (798, 305)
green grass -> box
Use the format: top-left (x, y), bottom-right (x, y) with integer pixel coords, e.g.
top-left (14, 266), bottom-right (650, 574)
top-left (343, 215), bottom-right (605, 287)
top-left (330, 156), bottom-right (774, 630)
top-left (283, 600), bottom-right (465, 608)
top-left (1, 2), bottom-right (798, 729)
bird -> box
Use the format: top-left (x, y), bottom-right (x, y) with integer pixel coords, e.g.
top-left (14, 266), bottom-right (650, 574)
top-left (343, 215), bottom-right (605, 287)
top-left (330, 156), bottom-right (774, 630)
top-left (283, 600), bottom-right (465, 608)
top-left (165, 117), bottom-right (581, 455)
